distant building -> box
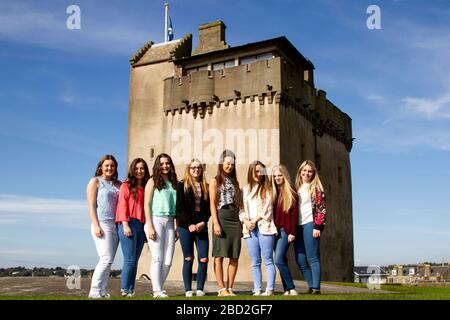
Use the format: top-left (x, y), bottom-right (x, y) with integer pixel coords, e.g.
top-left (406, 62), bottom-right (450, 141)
top-left (388, 263), bottom-right (450, 284)
top-left (354, 266), bottom-right (388, 284)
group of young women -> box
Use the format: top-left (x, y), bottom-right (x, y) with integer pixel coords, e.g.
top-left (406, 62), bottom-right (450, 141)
top-left (87, 150), bottom-right (326, 298)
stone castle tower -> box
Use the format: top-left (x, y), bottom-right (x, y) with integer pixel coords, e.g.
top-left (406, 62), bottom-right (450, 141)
top-left (128, 21), bottom-right (354, 282)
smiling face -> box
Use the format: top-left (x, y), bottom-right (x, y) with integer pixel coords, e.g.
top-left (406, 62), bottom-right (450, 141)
top-left (101, 159), bottom-right (116, 180)
top-left (253, 164), bottom-right (263, 182)
top-left (134, 162), bottom-right (146, 182)
top-left (189, 161), bottom-right (202, 180)
top-left (222, 156), bottom-right (235, 175)
top-left (160, 157), bottom-right (171, 175)
top-left (273, 169), bottom-right (285, 187)
top-left (301, 164), bottom-right (314, 184)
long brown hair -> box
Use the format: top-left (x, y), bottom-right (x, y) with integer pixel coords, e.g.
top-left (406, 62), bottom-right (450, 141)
top-left (94, 154), bottom-right (118, 183)
top-left (152, 153), bottom-right (178, 191)
top-left (127, 158), bottom-right (150, 198)
top-left (271, 164), bottom-right (296, 213)
top-left (182, 159), bottom-right (208, 200)
top-left (246, 160), bottom-right (271, 199)
top-left (215, 149), bottom-right (242, 209)
top-left (295, 160), bottom-right (324, 198)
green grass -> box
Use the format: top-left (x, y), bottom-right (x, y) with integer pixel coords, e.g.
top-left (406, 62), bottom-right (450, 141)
top-left (1, 284), bottom-right (450, 300)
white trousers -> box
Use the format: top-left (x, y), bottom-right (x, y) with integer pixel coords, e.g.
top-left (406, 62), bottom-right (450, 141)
top-left (145, 216), bottom-right (175, 293)
top-left (89, 220), bottom-right (118, 297)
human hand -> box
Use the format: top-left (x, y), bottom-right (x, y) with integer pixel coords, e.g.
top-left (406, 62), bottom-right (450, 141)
top-left (287, 234), bottom-right (296, 243)
top-left (195, 222), bottom-right (205, 233)
top-left (245, 220), bottom-right (255, 231)
top-left (94, 226), bottom-right (104, 238)
top-left (214, 224), bottom-right (222, 237)
top-left (124, 225), bottom-right (133, 238)
top-left (147, 225), bottom-right (156, 241)
top-left (313, 229), bottom-right (321, 238)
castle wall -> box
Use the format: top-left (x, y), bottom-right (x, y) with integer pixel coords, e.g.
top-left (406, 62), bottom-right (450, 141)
top-left (279, 102), bottom-right (354, 282)
top-left (128, 61), bottom-right (175, 161)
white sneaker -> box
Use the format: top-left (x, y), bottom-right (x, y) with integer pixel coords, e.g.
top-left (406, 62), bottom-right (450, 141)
top-left (154, 291), bottom-right (169, 298)
top-left (126, 291), bottom-right (135, 298)
top-left (283, 291), bottom-right (290, 296)
top-left (101, 293), bottom-right (111, 298)
top-left (289, 289), bottom-right (298, 296)
top-left (261, 290), bottom-right (274, 296)
top-left (185, 291), bottom-right (193, 297)
top-left (196, 290), bottom-right (205, 297)
top-left (252, 290), bottom-right (261, 296)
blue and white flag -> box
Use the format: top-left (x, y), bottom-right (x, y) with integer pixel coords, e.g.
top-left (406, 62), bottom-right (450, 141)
top-left (168, 17), bottom-right (174, 41)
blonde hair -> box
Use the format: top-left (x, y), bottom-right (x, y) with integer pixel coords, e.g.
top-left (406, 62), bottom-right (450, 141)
top-left (295, 160), bottom-right (324, 198)
top-left (182, 159), bottom-right (208, 200)
top-left (271, 165), bottom-right (296, 213)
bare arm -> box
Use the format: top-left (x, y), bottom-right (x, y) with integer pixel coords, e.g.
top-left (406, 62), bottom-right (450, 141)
top-left (209, 178), bottom-right (222, 237)
top-left (86, 178), bottom-right (103, 237)
top-left (144, 179), bottom-right (157, 240)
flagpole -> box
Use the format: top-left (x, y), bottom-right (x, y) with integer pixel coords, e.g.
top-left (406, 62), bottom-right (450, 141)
top-left (164, 2), bottom-right (169, 42)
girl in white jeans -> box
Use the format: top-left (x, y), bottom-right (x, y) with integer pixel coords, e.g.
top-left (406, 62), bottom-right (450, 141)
top-left (86, 155), bottom-right (121, 299)
top-left (144, 153), bottom-right (178, 298)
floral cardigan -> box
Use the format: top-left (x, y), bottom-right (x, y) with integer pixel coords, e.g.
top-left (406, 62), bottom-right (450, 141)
top-left (312, 188), bottom-right (327, 231)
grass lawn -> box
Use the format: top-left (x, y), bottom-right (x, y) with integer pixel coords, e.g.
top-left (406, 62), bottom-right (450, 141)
top-left (1, 283), bottom-right (450, 300)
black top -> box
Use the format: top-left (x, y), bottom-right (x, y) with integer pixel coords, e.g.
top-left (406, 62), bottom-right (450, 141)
top-left (176, 180), bottom-right (211, 229)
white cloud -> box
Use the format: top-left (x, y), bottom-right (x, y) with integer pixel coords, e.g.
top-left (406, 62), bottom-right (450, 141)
top-left (0, 1), bottom-right (157, 55)
top-left (401, 93), bottom-right (450, 119)
top-left (0, 194), bottom-right (85, 215)
top-left (357, 123), bottom-right (450, 153)
top-left (0, 249), bottom-right (68, 257)
top-left (0, 194), bottom-right (88, 230)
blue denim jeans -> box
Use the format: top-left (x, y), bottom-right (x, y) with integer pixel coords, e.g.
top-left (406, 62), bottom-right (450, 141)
top-left (244, 226), bottom-right (276, 292)
top-left (118, 218), bottom-right (145, 293)
top-left (274, 228), bottom-right (295, 291)
top-left (294, 222), bottom-right (321, 290)
top-left (177, 226), bottom-right (209, 291)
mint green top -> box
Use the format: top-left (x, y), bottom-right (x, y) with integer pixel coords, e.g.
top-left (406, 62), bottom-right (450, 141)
top-left (151, 180), bottom-right (177, 217)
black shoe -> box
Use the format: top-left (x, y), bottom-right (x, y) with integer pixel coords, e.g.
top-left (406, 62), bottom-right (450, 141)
top-left (310, 289), bottom-right (321, 295)
top-left (306, 288), bottom-right (313, 294)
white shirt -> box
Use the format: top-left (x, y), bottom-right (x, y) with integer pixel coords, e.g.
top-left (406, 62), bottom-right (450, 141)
top-left (298, 183), bottom-right (313, 225)
top-left (246, 186), bottom-right (259, 220)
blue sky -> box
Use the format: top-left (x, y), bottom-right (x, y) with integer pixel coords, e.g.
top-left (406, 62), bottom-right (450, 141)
top-left (1, 0), bottom-right (449, 269)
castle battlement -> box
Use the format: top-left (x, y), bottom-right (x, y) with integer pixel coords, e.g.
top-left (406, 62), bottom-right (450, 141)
top-left (163, 56), bottom-right (352, 151)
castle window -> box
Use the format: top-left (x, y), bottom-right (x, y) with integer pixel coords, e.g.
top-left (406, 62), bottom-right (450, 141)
top-left (149, 146), bottom-right (156, 160)
top-left (338, 166), bottom-right (343, 185)
top-left (239, 52), bottom-right (274, 65)
top-left (186, 65), bottom-right (208, 75)
top-left (315, 153), bottom-right (321, 171)
top-left (212, 59), bottom-right (235, 71)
